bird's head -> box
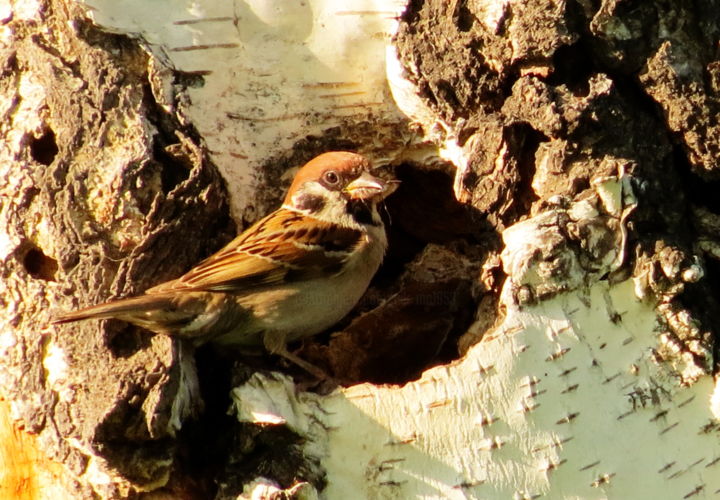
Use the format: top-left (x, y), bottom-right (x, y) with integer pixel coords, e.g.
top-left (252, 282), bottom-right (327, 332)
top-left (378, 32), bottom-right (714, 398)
top-left (284, 152), bottom-right (397, 227)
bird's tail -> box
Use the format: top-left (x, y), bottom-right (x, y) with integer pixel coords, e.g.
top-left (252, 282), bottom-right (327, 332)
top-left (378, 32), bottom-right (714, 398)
top-left (52, 294), bottom-right (175, 325)
top-left (52, 292), bottom-right (240, 344)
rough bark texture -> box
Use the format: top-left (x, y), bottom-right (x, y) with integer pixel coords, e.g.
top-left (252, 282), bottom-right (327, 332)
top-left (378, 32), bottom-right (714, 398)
top-left (394, 0), bottom-right (719, 379)
top-left (2, 0), bottom-right (720, 498)
top-left (1, 1), bottom-right (234, 497)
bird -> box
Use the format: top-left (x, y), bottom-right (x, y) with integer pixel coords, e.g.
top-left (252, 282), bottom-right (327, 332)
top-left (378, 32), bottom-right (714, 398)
top-left (53, 151), bottom-right (396, 377)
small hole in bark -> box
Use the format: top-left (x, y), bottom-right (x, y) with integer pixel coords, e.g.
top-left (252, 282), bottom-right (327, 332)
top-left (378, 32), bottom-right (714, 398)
top-left (154, 141), bottom-right (192, 194)
top-left (22, 245), bottom-right (58, 281)
top-left (29, 128), bottom-right (59, 166)
top-left (571, 176), bottom-right (590, 193)
top-left (456, 5), bottom-right (476, 32)
top-left (160, 161), bottom-right (190, 194)
top-left (504, 122), bottom-right (545, 217)
top-left (548, 42), bottom-right (594, 96)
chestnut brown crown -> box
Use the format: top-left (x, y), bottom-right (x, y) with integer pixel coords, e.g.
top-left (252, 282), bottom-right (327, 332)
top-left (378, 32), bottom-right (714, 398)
top-left (283, 152), bottom-right (372, 204)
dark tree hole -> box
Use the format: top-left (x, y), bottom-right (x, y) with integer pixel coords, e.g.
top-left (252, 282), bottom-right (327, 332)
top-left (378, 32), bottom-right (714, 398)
top-left (152, 141), bottom-right (192, 194)
top-left (548, 43), bottom-right (593, 96)
top-left (29, 128), bottom-right (59, 166)
top-left (456, 4), bottom-right (476, 32)
top-left (676, 146), bottom-right (720, 215)
top-left (504, 122), bottom-right (546, 217)
top-left (298, 162), bottom-right (496, 385)
top-left (374, 162), bottom-right (492, 288)
top-left (23, 245), bottom-right (58, 281)
top-left (697, 257), bottom-right (720, 373)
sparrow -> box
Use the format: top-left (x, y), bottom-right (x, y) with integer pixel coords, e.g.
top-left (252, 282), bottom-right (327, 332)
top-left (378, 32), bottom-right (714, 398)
top-left (53, 151), bottom-right (396, 377)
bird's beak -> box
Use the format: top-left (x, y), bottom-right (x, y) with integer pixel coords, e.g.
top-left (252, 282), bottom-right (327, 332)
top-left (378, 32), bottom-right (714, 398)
top-left (344, 171), bottom-right (391, 200)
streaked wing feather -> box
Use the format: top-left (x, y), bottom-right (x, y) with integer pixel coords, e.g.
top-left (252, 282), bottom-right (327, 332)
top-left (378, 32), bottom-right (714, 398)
top-left (150, 208), bottom-right (364, 294)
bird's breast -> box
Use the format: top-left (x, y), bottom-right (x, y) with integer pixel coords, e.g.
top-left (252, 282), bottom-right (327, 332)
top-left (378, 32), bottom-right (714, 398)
top-left (216, 229), bottom-right (386, 345)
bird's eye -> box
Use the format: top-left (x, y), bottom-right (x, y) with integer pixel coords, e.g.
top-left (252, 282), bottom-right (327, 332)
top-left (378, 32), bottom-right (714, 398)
top-left (323, 170), bottom-right (339, 185)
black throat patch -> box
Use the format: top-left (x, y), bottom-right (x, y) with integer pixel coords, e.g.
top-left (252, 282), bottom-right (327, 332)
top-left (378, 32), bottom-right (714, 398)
top-left (347, 199), bottom-right (379, 226)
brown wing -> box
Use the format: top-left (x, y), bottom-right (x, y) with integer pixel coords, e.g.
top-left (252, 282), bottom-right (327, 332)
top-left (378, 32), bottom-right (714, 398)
top-left (148, 208), bottom-right (364, 294)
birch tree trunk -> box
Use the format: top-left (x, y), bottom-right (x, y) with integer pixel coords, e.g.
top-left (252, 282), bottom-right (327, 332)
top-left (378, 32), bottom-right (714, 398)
top-left (2, 0), bottom-right (720, 499)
